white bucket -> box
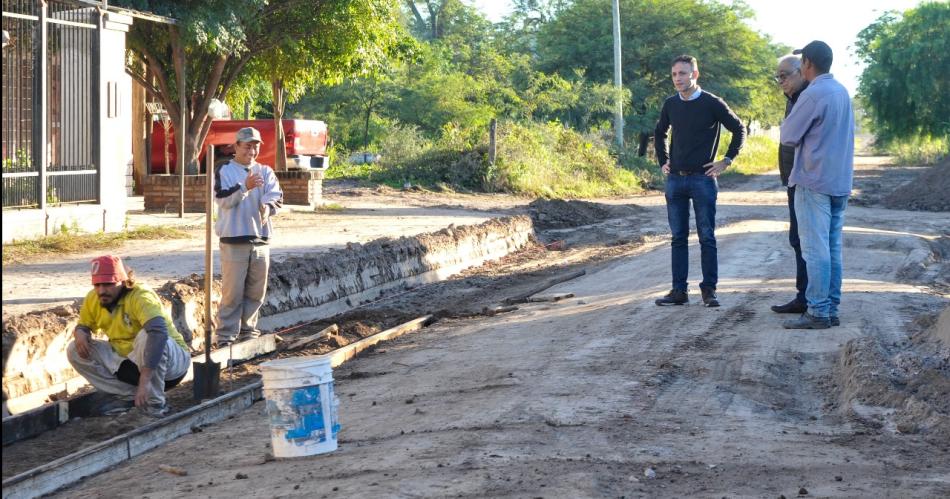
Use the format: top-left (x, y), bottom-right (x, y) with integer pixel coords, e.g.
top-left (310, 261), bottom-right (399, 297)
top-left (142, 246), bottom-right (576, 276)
top-left (261, 355), bottom-right (340, 458)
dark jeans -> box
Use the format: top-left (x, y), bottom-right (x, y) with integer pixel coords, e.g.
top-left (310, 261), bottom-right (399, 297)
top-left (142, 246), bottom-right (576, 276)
top-left (665, 174), bottom-right (718, 292)
top-left (787, 186), bottom-right (808, 303)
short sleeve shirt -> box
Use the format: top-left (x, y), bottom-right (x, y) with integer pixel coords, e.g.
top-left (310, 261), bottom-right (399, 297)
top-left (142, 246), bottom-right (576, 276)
top-left (78, 284), bottom-right (188, 357)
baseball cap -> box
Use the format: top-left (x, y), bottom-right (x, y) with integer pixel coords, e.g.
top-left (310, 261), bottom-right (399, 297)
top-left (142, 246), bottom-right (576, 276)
top-left (91, 255), bottom-right (128, 285)
top-left (793, 40), bottom-right (833, 71)
top-left (235, 127), bottom-right (262, 143)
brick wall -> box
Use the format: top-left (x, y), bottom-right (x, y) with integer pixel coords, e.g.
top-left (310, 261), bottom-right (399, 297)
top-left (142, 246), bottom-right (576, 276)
top-left (278, 169), bottom-right (324, 207)
top-left (142, 169), bottom-right (324, 212)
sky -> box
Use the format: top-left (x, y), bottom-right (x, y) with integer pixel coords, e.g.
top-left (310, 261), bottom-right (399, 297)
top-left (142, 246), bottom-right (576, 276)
top-left (466, 0), bottom-right (925, 96)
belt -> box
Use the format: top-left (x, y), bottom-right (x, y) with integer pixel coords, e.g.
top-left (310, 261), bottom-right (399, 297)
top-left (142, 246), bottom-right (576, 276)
top-left (674, 170), bottom-right (706, 176)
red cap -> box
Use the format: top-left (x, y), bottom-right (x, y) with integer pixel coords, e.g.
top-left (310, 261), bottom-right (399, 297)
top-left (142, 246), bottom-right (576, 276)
top-left (90, 255), bottom-right (128, 285)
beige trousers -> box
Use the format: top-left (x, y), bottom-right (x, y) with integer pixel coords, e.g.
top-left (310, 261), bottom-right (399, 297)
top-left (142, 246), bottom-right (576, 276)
top-left (215, 243), bottom-right (270, 343)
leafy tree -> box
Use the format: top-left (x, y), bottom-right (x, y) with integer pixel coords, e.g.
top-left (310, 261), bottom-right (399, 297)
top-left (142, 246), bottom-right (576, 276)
top-left (116, 0), bottom-right (405, 171)
top-left (237, 0), bottom-right (408, 170)
top-left (494, 0), bottom-right (570, 56)
top-left (856, 2), bottom-right (950, 142)
top-left (536, 0), bottom-right (784, 148)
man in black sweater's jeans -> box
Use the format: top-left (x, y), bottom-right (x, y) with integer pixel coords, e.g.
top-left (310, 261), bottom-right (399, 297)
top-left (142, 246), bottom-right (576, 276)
top-left (654, 55), bottom-right (745, 307)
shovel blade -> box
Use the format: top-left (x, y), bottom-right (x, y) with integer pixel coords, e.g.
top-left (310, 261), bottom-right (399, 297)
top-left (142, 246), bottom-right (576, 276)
top-left (192, 360), bottom-right (221, 401)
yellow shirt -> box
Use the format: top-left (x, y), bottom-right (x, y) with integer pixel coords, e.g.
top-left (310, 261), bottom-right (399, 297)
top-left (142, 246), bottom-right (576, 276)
top-left (78, 284), bottom-right (188, 357)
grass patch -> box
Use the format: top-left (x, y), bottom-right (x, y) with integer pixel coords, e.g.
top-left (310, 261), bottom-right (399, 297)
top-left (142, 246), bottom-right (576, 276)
top-left (2, 225), bottom-right (190, 265)
top-left (324, 160), bottom-right (385, 181)
top-left (718, 133), bottom-right (779, 176)
top-left (315, 202), bottom-right (345, 212)
top-left (877, 134), bottom-right (948, 165)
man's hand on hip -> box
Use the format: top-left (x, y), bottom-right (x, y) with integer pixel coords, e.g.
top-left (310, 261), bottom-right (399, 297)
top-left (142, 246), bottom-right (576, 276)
top-left (703, 159), bottom-right (729, 177)
top-left (661, 162), bottom-right (671, 175)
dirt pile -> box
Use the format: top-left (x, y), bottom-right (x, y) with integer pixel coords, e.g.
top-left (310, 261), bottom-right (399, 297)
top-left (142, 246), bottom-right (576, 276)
top-left (883, 158), bottom-right (950, 212)
top-left (527, 199), bottom-right (642, 230)
top-left (833, 306), bottom-right (950, 442)
top-left (897, 235), bottom-right (950, 294)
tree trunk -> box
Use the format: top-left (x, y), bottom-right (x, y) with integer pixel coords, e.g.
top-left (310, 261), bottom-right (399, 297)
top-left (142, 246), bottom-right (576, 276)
top-left (363, 106), bottom-right (372, 151)
top-left (638, 132), bottom-right (650, 157)
top-left (272, 78), bottom-right (288, 171)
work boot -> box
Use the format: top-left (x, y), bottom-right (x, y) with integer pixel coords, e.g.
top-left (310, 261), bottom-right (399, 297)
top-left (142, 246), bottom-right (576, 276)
top-left (700, 288), bottom-right (720, 308)
top-left (771, 299), bottom-right (806, 314)
top-left (237, 329), bottom-right (261, 342)
top-left (783, 312), bottom-right (831, 330)
top-left (214, 339), bottom-right (234, 349)
top-left (140, 402), bottom-right (169, 419)
top-left (655, 289), bottom-right (688, 306)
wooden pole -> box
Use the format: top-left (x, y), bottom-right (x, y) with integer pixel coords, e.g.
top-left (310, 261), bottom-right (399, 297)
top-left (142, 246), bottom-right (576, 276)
top-left (178, 55), bottom-right (186, 217)
top-left (204, 144), bottom-right (214, 365)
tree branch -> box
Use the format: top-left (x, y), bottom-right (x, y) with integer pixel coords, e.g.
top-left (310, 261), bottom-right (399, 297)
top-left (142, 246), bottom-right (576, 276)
top-left (125, 67), bottom-right (161, 101)
top-left (406, 1), bottom-right (426, 32)
top-left (191, 55), bottom-right (227, 131)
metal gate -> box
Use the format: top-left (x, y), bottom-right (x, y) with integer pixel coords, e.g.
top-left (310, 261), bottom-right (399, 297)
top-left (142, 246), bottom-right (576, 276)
top-left (2, 0), bottom-right (99, 209)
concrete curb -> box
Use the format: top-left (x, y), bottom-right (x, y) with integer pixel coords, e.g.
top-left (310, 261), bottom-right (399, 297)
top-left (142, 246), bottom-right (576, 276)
top-left (2, 335), bottom-right (276, 446)
top-left (1, 316), bottom-right (435, 499)
top-left (2, 382), bottom-right (262, 499)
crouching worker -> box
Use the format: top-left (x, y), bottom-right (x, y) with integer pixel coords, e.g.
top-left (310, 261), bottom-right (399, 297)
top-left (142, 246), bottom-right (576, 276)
top-left (67, 255), bottom-right (191, 417)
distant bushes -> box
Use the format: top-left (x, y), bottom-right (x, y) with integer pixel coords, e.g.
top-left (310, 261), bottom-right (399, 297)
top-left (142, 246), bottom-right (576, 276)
top-left (327, 121), bottom-right (646, 198)
top-left (876, 134), bottom-right (948, 166)
top-left (491, 122), bottom-right (643, 197)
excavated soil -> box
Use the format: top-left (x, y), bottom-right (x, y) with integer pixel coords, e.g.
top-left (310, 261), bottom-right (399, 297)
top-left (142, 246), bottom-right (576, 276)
top-left (832, 304), bottom-right (950, 444)
top-left (526, 198), bottom-right (644, 230)
top-left (882, 158), bottom-right (950, 212)
top-left (850, 156), bottom-right (950, 211)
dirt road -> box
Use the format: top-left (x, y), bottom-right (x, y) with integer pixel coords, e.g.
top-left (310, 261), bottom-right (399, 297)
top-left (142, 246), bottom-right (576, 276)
top-left (39, 160), bottom-right (950, 497)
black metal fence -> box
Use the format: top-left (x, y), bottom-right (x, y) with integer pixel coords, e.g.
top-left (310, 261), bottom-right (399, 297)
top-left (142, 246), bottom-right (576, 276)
top-left (2, 0), bottom-right (99, 209)
top-left (2, 0), bottom-right (37, 207)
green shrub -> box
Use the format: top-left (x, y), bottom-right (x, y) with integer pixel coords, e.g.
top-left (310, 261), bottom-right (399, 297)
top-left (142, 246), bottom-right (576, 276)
top-left (379, 124), bottom-right (433, 169)
top-left (324, 120), bottom-right (646, 197)
top-left (491, 122), bottom-right (644, 198)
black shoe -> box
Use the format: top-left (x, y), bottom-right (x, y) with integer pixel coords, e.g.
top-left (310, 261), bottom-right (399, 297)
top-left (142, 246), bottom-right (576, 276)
top-left (783, 312), bottom-right (831, 330)
top-left (831, 316), bottom-right (840, 327)
top-left (771, 299), bottom-right (806, 314)
top-left (655, 289), bottom-right (688, 306)
top-left (700, 288), bottom-right (720, 308)
top-left (215, 339), bottom-right (234, 349)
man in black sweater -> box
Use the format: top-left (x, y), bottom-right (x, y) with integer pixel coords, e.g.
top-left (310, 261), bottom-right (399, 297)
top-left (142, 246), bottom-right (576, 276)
top-left (654, 55), bottom-right (745, 307)
top-left (771, 54), bottom-right (809, 314)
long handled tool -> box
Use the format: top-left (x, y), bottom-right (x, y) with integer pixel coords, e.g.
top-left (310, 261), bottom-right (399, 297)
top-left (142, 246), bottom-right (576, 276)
top-left (194, 145), bottom-right (221, 400)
